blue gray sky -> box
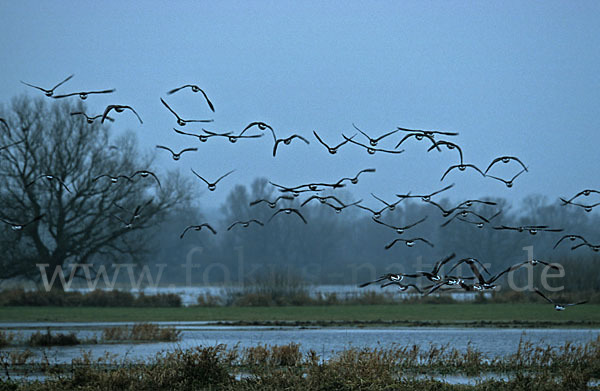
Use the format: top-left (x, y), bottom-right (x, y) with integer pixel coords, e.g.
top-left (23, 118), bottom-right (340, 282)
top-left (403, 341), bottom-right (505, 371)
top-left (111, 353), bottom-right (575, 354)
top-left (1, 1), bottom-right (599, 210)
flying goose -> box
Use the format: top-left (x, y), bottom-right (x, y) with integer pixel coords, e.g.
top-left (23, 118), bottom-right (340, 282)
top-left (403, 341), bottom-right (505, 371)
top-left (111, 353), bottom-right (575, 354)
top-left (26, 174), bottom-right (71, 193)
top-left (484, 156), bottom-right (528, 174)
top-left (268, 208), bottom-right (308, 224)
top-left (396, 184), bottom-right (455, 202)
top-left (71, 112), bottom-right (114, 123)
top-left (227, 220), bottom-right (264, 230)
top-left (250, 195), bottom-right (294, 208)
top-left (427, 140), bottom-right (463, 164)
top-left (167, 84), bottom-right (215, 112)
top-left (384, 237), bottom-right (434, 249)
top-left (20, 74), bottom-right (73, 97)
top-left (313, 131), bottom-right (356, 154)
top-left (440, 164), bottom-right (485, 181)
top-left (352, 123), bottom-right (398, 146)
top-left (101, 105), bottom-right (143, 124)
top-left (156, 145), bottom-right (198, 160)
top-left (372, 216), bottom-right (428, 234)
top-left (191, 169), bottom-right (234, 191)
top-left (0, 214), bottom-right (45, 231)
top-left (180, 223), bottom-right (217, 238)
top-left (343, 135), bottom-right (405, 155)
top-left (53, 89), bottom-right (115, 100)
top-left (485, 168), bottom-right (528, 188)
top-left (534, 289), bottom-right (587, 311)
top-left (396, 126), bottom-right (459, 138)
top-left (160, 98), bottom-right (213, 126)
top-left (335, 168), bottom-right (376, 186)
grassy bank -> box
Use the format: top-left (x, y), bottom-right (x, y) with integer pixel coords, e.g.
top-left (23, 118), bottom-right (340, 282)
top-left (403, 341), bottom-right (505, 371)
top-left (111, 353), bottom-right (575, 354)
top-left (1, 304), bottom-right (599, 327)
top-left (2, 337), bottom-right (600, 390)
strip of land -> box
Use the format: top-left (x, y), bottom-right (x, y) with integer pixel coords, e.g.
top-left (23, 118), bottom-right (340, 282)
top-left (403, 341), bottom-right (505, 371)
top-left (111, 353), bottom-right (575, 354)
top-left (1, 304), bottom-right (599, 327)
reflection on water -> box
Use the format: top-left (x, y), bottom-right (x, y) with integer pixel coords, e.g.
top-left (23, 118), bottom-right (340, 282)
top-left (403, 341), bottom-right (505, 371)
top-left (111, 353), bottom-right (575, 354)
top-left (1, 323), bottom-right (598, 363)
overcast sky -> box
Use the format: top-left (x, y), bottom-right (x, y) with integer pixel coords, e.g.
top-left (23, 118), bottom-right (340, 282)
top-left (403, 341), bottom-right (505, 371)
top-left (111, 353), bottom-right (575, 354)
top-left (1, 1), bottom-right (599, 211)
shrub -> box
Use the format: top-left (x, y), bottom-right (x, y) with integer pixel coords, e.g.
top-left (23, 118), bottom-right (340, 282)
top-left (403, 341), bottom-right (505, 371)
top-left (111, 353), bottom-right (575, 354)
top-left (102, 323), bottom-right (181, 342)
top-left (28, 329), bottom-right (80, 347)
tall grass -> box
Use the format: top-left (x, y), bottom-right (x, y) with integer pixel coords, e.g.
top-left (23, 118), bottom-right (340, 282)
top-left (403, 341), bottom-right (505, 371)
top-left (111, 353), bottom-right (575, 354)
top-left (3, 337), bottom-right (599, 390)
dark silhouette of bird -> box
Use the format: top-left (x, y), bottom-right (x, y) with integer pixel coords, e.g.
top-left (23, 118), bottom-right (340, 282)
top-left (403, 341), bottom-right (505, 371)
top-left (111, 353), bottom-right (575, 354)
top-left (396, 126), bottom-right (459, 138)
top-left (156, 145), bottom-right (198, 161)
top-left (396, 184), bottom-right (455, 202)
top-left (102, 105), bottom-right (143, 124)
top-left (534, 289), bottom-right (587, 311)
top-left (335, 168), bottom-right (376, 186)
top-left (440, 210), bottom-right (492, 228)
top-left (372, 216), bottom-right (428, 234)
top-left (415, 253), bottom-right (456, 282)
top-left (227, 220), bottom-right (264, 230)
top-left (440, 164), bottom-right (485, 181)
top-left (447, 257), bottom-right (491, 276)
top-left (26, 174), bottom-right (71, 193)
top-left (395, 132), bottom-right (440, 150)
top-left (370, 193), bottom-right (403, 211)
top-left (113, 199), bottom-right (153, 221)
top-left (486, 168), bottom-right (528, 188)
top-left (355, 204), bottom-right (389, 219)
top-left (424, 198), bottom-right (497, 217)
top-left (428, 140), bottom-right (463, 164)
top-left (321, 199), bottom-right (362, 214)
top-left (167, 84), bottom-right (215, 112)
top-left (0, 214), bottom-right (45, 231)
top-left (300, 195), bottom-right (345, 207)
top-left (131, 170), bottom-right (161, 188)
top-left (92, 174), bottom-right (133, 183)
top-left (250, 195), bottom-right (294, 208)
top-left (191, 169), bottom-right (235, 191)
top-left (268, 181), bottom-right (314, 197)
top-left (379, 282), bottom-right (424, 293)
top-left (352, 123), bottom-right (399, 146)
top-left (272, 134), bottom-right (310, 156)
top-left (571, 241), bottom-right (600, 252)
top-left (268, 208), bottom-right (308, 224)
top-left (160, 98), bottom-right (213, 126)
top-left (313, 131), bottom-right (356, 154)
top-left (71, 112), bottom-right (114, 123)
top-left (180, 223), bottom-right (217, 238)
top-left (385, 237), bottom-right (434, 249)
top-left (173, 128), bottom-right (214, 142)
top-left (559, 198), bottom-right (600, 213)
top-left (454, 210), bottom-right (502, 228)
top-left (563, 189), bottom-right (600, 203)
top-left (238, 121), bottom-right (273, 137)
top-left (553, 234), bottom-right (589, 249)
top-left (344, 135), bottom-right (405, 155)
top-left (484, 156), bottom-right (528, 174)
top-left (358, 273), bottom-right (420, 288)
top-left (53, 89), bottom-right (115, 100)
top-left (20, 74), bottom-right (74, 97)
top-left (493, 225), bottom-right (563, 235)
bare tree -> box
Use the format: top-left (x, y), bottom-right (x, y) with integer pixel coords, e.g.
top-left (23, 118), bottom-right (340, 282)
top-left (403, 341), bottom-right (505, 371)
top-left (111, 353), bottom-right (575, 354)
top-left (0, 95), bottom-right (192, 284)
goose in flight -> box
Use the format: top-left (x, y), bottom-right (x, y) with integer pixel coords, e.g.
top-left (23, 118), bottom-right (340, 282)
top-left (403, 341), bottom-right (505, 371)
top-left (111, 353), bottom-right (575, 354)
top-left (394, 132), bottom-right (440, 150)
top-left (92, 174), bottom-right (133, 184)
top-left (563, 189), bottom-right (600, 204)
top-left (553, 234), bottom-right (589, 249)
top-left (102, 105), bottom-right (143, 124)
top-left (180, 223), bottom-right (217, 238)
top-left (313, 131), bottom-right (356, 154)
top-left (156, 145), bottom-right (198, 161)
top-left (238, 121), bottom-right (273, 137)
top-left (71, 112), bottom-right (114, 123)
top-left (21, 74), bottom-right (73, 97)
top-left (268, 208), bottom-right (308, 224)
top-left (272, 134), bottom-right (310, 156)
top-left (335, 168), bottom-right (376, 186)
top-left (440, 164), bottom-right (485, 181)
top-left (384, 237), bottom-right (434, 249)
top-left (160, 98), bottom-right (213, 126)
top-left (352, 123), bottom-right (398, 147)
top-left (493, 225), bottom-right (563, 235)
top-left (26, 174), bottom-right (71, 193)
top-left (424, 198), bottom-right (497, 217)
top-left (427, 140), bottom-right (463, 164)
top-left (486, 168), bottom-right (528, 188)
top-left (484, 156), bottom-right (528, 174)
top-left (167, 84), bottom-right (215, 112)
top-left (343, 135), bottom-right (405, 155)
top-left (250, 195), bottom-right (294, 208)
top-left (372, 216), bottom-right (428, 234)
top-left (300, 195), bottom-right (345, 207)
top-left (396, 184), bottom-right (455, 202)
top-left (131, 170), bottom-right (161, 188)
top-left (53, 89), bottom-right (115, 100)
top-left (0, 214), bottom-right (45, 231)
top-left (559, 198), bottom-right (600, 213)
top-left (396, 126), bottom-right (459, 138)
top-left (535, 289), bottom-right (587, 311)
top-left (227, 220), bottom-right (264, 230)
top-left (0, 139), bottom-right (24, 151)
top-left (191, 169), bottom-right (235, 191)
top-left (358, 272), bottom-right (421, 288)
top-left (370, 193), bottom-right (404, 212)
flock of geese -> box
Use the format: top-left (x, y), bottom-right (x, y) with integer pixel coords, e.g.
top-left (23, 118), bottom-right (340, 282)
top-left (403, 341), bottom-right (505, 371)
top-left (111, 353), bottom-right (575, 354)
top-left (0, 74), bottom-right (597, 311)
